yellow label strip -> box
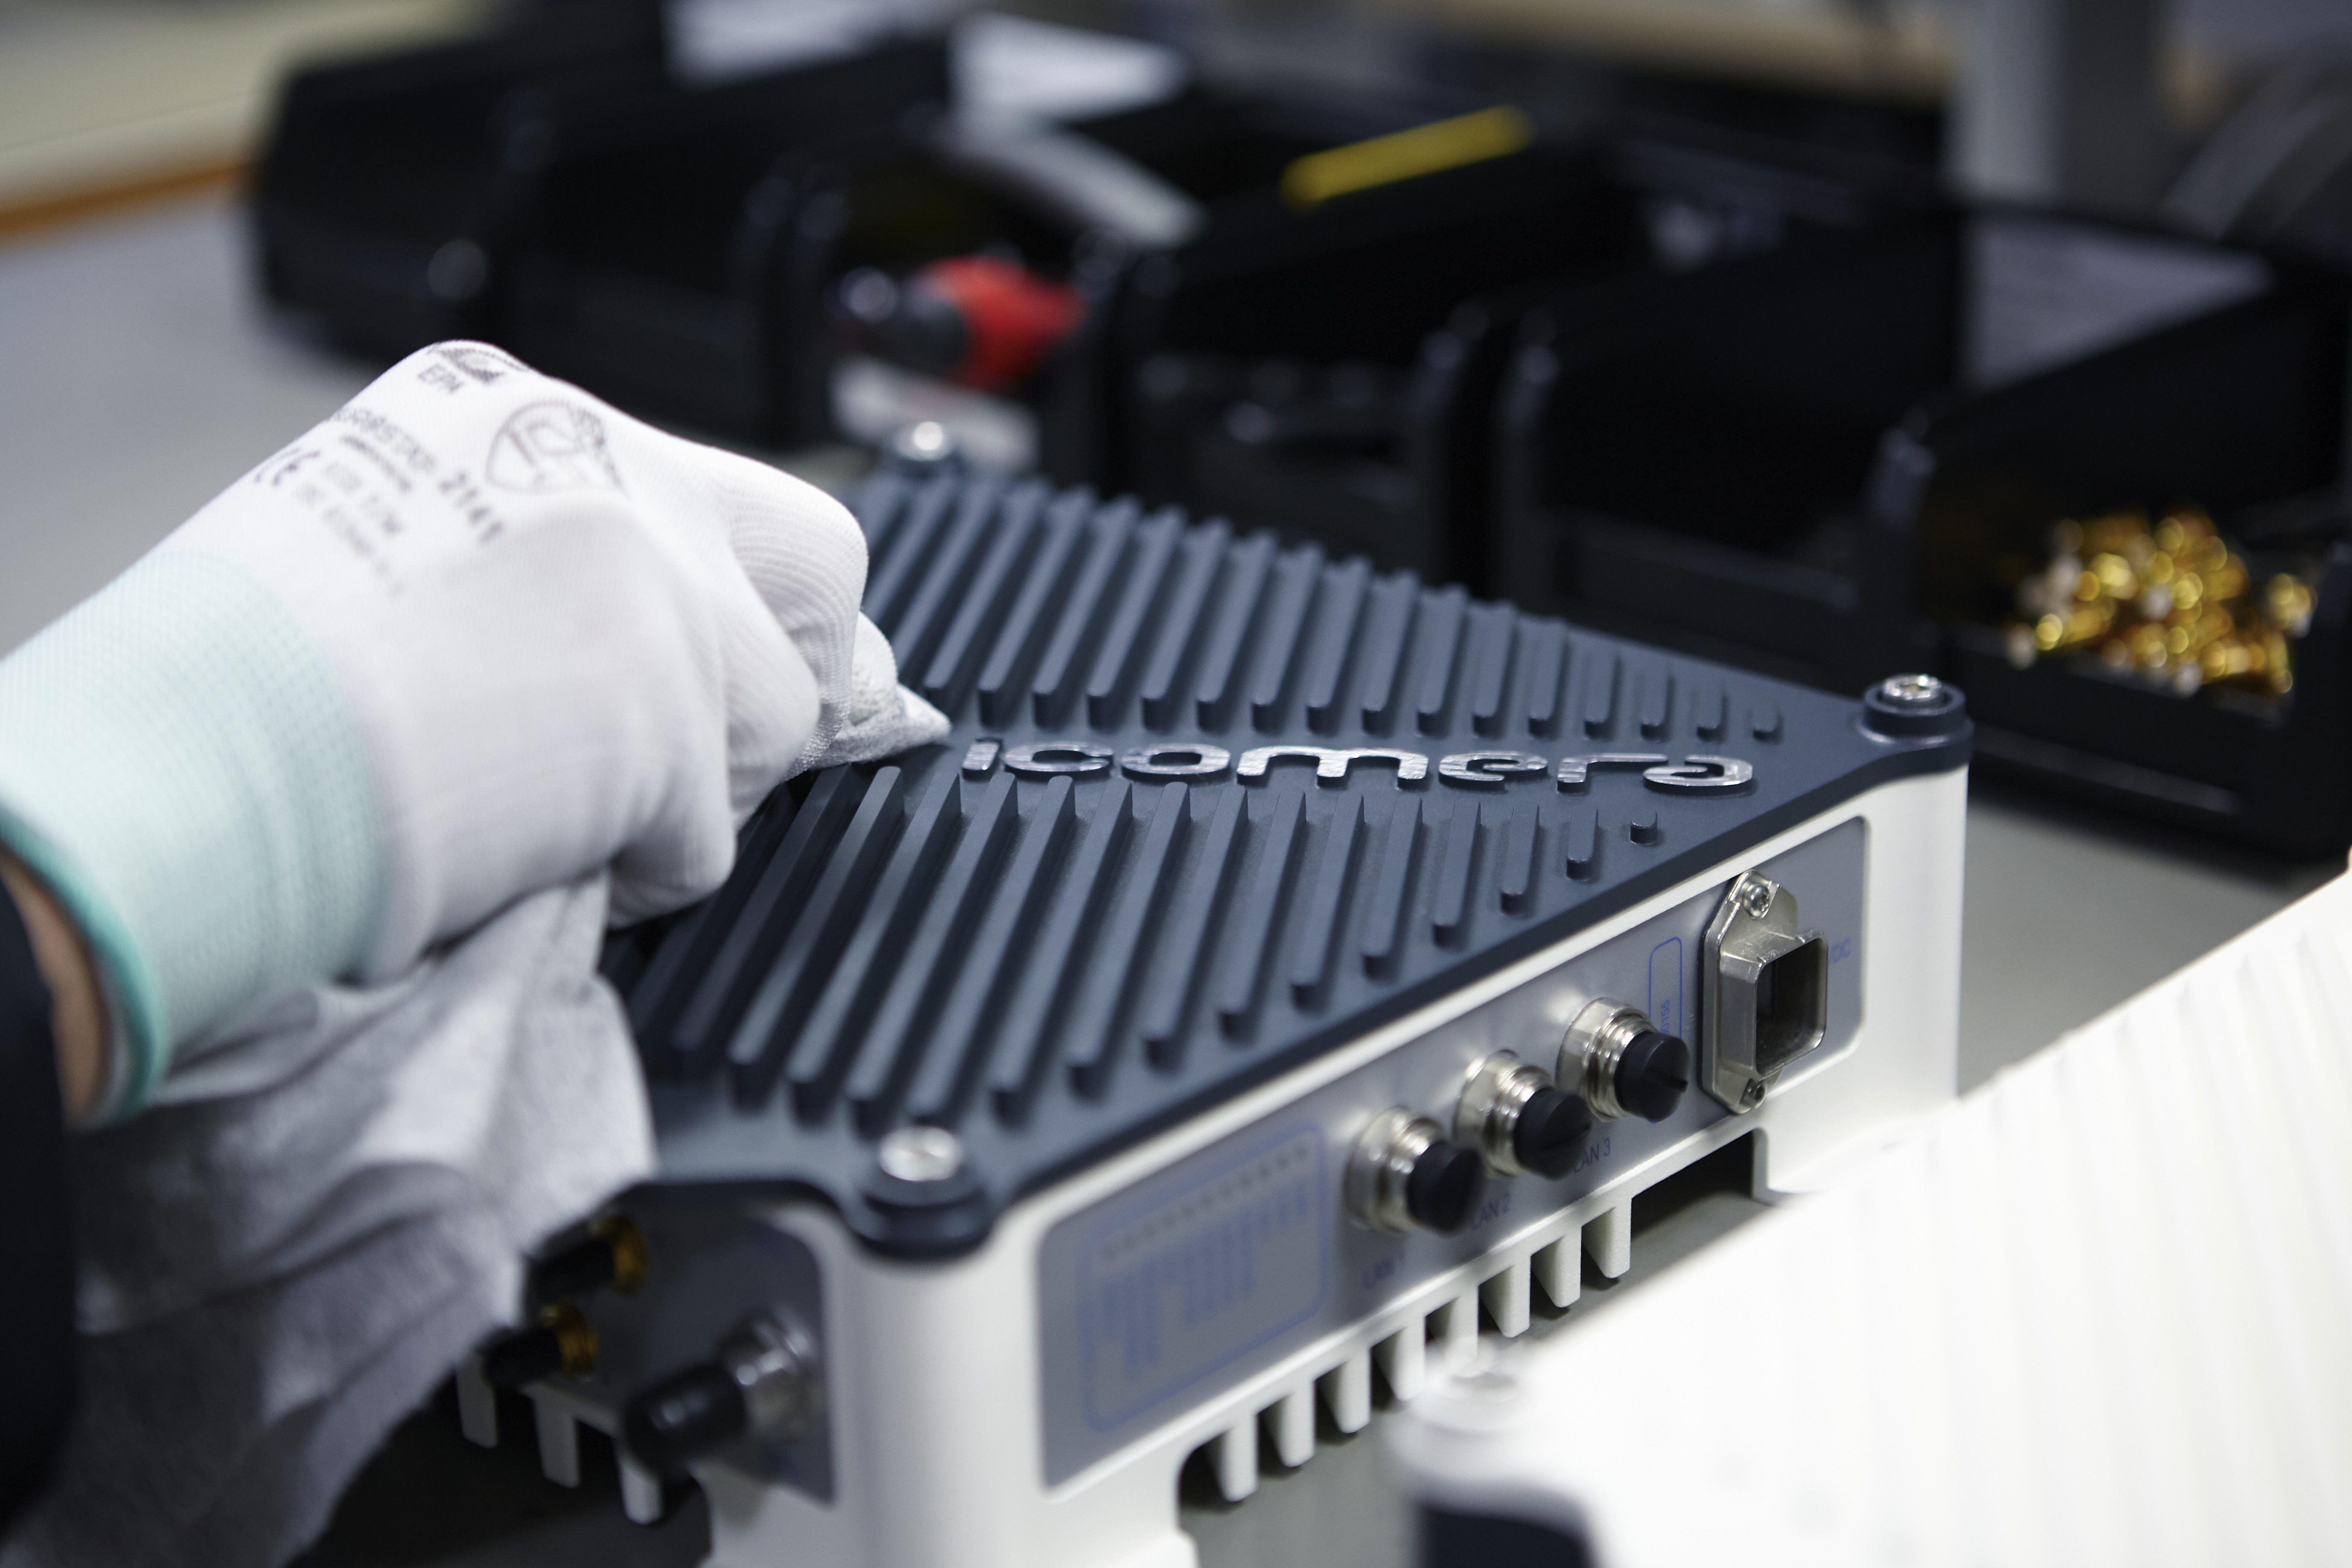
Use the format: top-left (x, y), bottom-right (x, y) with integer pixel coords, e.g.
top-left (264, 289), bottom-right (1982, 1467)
top-left (1279, 105), bottom-right (1535, 211)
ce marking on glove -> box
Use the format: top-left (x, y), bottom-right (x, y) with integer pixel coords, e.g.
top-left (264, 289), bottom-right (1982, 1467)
top-left (488, 402), bottom-right (621, 495)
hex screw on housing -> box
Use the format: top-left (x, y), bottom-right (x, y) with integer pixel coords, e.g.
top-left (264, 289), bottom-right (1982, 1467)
top-left (877, 1126), bottom-right (966, 1183)
top-left (1860, 673), bottom-right (1968, 739)
top-left (1877, 673), bottom-right (1946, 707)
top-left (886, 419), bottom-right (962, 474)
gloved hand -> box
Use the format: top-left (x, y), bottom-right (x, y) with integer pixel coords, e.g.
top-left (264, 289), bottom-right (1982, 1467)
top-left (0, 341), bottom-right (941, 1116)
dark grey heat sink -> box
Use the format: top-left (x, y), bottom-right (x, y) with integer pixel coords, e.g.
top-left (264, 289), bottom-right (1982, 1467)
top-left (609, 469), bottom-right (1968, 1255)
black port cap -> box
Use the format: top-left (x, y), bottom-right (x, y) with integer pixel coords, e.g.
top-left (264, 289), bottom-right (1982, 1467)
top-left (623, 1364), bottom-right (747, 1478)
top-left (1510, 1087), bottom-right (1594, 1179)
top-left (1615, 1031), bottom-right (1690, 1123)
top-left (479, 1324), bottom-right (565, 1389)
top-left (1405, 1140), bottom-right (1487, 1234)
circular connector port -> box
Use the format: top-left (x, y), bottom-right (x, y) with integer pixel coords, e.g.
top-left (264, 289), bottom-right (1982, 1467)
top-left (1562, 1000), bottom-right (1692, 1124)
top-left (479, 1301), bottom-right (597, 1387)
top-left (625, 1363), bottom-right (746, 1477)
top-left (1454, 1053), bottom-right (1593, 1179)
top-left (1347, 1108), bottom-right (1487, 1234)
top-left (526, 1213), bottom-right (647, 1306)
top-left (1407, 1142), bottom-right (1487, 1232)
top-left (1510, 1087), bottom-right (1591, 1176)
top-left (622, 1312), bottom-right (819, 1478)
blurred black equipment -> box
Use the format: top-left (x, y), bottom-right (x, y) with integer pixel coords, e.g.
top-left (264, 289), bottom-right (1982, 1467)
top-left (252, 16), bottom-right (2352, 851)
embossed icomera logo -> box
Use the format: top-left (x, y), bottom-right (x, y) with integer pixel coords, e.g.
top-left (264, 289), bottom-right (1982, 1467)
top-left (961, 741), bottom-right (1755, 794)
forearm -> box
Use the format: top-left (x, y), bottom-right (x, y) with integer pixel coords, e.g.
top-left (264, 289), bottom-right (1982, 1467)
top-left (0, 847), bottom-right (76, 1538)
top-left (0, 847), bottom-right (107, 1122)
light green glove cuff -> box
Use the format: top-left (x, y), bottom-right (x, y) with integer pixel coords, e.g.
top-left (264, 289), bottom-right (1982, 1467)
top-left (0, 550), bottom-right (383, 1116)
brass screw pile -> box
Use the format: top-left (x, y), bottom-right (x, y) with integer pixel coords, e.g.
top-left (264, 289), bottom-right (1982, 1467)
top-left (2005, 506), bottom-right (2312, 697)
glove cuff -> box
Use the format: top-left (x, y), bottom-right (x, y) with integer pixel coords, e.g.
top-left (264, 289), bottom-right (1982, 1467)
top-left (0, 551), bottom-right (383, 1114)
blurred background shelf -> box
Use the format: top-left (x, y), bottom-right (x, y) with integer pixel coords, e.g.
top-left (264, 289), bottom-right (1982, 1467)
top-left (0, 0), bottom-right (485, 238)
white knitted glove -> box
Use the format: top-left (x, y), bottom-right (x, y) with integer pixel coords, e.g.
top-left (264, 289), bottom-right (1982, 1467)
top-left (0, 342), bottom-right (941, 1115)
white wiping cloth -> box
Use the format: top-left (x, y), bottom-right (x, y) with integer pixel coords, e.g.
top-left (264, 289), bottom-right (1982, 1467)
top-left (830, 614), bottom-right (951, 769)
top-left (0, 641), bottom-right (947, 1568)
top-left (1, 875), bottom-right (649, 1568)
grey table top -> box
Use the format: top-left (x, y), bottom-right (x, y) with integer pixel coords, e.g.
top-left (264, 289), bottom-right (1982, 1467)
top-left (3, 198), bottom-right (2336, 1568)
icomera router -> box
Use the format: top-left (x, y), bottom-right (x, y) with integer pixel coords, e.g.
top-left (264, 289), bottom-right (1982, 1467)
top-left (459, 467), bottom-right (1970, 1568)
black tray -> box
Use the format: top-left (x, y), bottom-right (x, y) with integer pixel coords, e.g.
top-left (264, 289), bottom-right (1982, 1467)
top-left (255, 21), bottom-right (950, 438)
top-left (254, 6), bottom-right (669, 356)
top-left (495, 39), bottom-right (953, 445)
top-left (1881, 284), bottom-right (2352, 852)
top-left (1489, 213), bottom-right (1963, 691)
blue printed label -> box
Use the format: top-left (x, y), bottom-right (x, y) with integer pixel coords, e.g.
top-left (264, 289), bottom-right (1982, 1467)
top-left (1074, 1128), bottom-right (1328, 1431)
top-left (1647, 936), bottom-right (1684, 1039)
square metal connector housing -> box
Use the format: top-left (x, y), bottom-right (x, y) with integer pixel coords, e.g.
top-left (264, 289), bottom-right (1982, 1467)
top-left (1702, 872), bottom-right (1828, 1110)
